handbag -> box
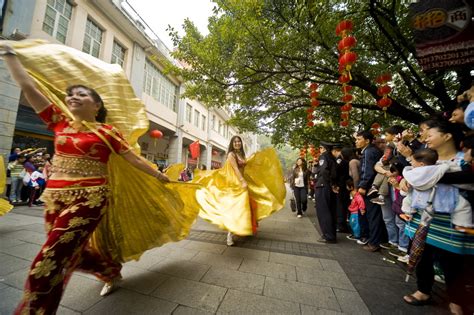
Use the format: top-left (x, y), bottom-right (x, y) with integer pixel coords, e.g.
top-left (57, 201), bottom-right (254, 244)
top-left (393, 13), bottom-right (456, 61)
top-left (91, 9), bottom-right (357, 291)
top-left (290, 190), bottom-right (297, 212)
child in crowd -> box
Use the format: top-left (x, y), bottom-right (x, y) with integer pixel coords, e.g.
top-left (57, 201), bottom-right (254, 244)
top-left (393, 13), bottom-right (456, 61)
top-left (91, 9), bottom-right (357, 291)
top-left (346, 179), bottom-right (365, 241)
top-left (401, 148), bottom-right (473, 230)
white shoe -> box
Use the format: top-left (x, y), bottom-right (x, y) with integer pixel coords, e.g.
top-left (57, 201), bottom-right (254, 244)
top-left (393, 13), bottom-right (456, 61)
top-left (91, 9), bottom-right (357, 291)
top-left (100, 277), bottom-right (121, 296)
top-left (297, 214), bottom-right (302, 218)
top-left (226, 232), bottom-right (234, 246)
top-left (397, 254), bottom-right (409, 264)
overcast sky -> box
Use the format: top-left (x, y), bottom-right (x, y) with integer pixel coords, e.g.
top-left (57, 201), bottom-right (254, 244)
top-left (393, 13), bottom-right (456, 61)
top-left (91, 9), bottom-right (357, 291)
top-left (126, 0), bottom-right (215, 50)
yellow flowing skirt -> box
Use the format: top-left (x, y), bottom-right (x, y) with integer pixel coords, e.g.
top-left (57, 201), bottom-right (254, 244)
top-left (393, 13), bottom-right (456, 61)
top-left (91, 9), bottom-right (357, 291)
top-left (0, 155), bottom-right (13, 216)
top-left (193, 148), bottom-right (286, 235)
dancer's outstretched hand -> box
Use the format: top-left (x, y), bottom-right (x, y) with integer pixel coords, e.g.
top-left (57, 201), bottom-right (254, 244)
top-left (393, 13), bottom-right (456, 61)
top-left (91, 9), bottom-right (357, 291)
top-left (0, 42), bottom-right (15, 55)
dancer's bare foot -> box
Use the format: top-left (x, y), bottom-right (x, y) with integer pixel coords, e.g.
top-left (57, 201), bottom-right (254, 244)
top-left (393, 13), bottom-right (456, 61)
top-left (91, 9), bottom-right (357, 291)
top-left (449, 303), bottom-right (463, 315)
top-left (100, 276), bottom-right (122, 296)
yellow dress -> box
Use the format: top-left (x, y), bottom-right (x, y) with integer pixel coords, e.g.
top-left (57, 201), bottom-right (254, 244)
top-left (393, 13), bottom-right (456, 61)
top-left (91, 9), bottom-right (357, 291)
top-left (0, 155), bottom-right (13, 216)
top-left (193, 148), bottom-right (286, 235)
top-left (8, 40), bottom-right (201, 262)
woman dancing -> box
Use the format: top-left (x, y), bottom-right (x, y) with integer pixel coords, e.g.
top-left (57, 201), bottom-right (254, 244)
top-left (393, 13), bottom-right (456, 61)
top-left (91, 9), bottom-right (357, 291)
top-left (1, 43), bottom-right (172, 314)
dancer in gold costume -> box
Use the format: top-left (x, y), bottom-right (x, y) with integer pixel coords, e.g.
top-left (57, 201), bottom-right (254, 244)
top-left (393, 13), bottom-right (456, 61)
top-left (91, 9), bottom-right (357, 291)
top-left (0, 155), bottom-right (13, 216)
top-left (194, 136), bottom-right (286, 245)
top-left (1, 41), bottom-right (200, 314)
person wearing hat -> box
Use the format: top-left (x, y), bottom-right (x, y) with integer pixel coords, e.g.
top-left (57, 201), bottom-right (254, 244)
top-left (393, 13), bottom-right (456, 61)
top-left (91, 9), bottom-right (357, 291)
top-left (314, 141), bottom-right (339, 243)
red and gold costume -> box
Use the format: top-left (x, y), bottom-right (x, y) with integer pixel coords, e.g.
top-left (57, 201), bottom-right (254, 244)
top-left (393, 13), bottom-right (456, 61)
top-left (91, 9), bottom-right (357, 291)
top-left (16, 104), bottom-right (130, 314)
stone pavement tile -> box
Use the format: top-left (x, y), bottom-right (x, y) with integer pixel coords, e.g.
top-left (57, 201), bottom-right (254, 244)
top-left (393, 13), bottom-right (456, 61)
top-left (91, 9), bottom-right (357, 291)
top-left (149, 257), bottom-right (210, 281)
top-left (163, 239), bottom-right (191, 248)
top-left (124, 250), bottom-right (167, 270)
top-left (0, 285), bottom-right (22, 314)
top-left (239, 258), bottom-right (296, 280)
top-left (0, 242), bottom-right (41, 261)
top-left (340, 261), bottom-right (403, 282)
top-left (300, 304), bottom-right (345, 315)
top-left (263, 277), bottom-right (340, 312)
top-left (120, 265), bottom-right (169, 294)
top-left (269, 252), bottom-right (323, 269)
top-left (191, 251), bottom-right (243, 270)
top-left (319, 258), bottom-right (344, 273)
top-left (223, 246), bottom-right (269, 262)
top-left (2, 268), bottom-right (28, 289)
top-left (60, 274), bottom-right (104, 312)
top-left (201, 266), bottom-right (265, 294)
top-left (153, 246), bottom-right (199, 261)
top-left (0, 253), bottom-right (30, 276)
top-left (172, 305), bottom-right (213, 315)
top-left (84, 289), bottom-right (177, 315)
top-left (184, 240), bottom-right (227, 254)
top-left (3, 229), bottom-right (46, 245)
top-left (333, 288), bottom-right (370, 314)
top-left (296, 266), bottom-right (355, 291)
top-left (19, 223), bottom-right (47, 234)
top-left (0, 237), bottom-right (25, 250)
top-left (217, 288), bottom-right (300, 314)
top-left (0, 213), bottom-right (42, 227)
top-left (152, 276), bottom-right (227, 313)
top-left (0, 282), bottom-right (7, 290)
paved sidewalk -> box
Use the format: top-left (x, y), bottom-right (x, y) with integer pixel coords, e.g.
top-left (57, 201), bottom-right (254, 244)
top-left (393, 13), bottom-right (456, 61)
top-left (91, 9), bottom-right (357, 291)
top-left (0, 190), bottom-right (450, 314)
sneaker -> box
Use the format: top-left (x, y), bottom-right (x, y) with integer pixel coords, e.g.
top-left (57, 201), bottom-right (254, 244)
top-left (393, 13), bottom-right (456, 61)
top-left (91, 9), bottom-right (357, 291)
top-left (388, 248), bottom-right (406, 258)
top-left (297, 214), bottom-right (302, 218)
top-left (397, 254), bottom-right (409, 264)
top-left (367, 186), bottom-right (379, 197)
top-left (357, 238), bottom-right (368, 245)
top-left (100, 276), bottom-right (121, 296)
top-left (380, 242), bottom-right (397, 250)
top-left (363, 244), bottom-right (381, 252)
top-left (346, 235), bottom-right (359, 241)
top-left (370, 195), bottom-right (385, 205)
top-left (226, 232), bottom-right (234, 246)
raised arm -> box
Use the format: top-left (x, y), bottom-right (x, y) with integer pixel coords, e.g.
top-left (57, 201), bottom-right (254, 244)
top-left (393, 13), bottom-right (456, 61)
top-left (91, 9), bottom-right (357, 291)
top-left (1, 44), bottom-right (51, 112)
top-left (121, 150), bottom-right (170, 182)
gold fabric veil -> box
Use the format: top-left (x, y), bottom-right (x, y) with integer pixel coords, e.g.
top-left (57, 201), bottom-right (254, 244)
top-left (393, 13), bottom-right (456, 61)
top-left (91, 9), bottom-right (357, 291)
top-left (193, 147), bottom-right (286, 235)
top-left (0, 156), bottom-right (13, 216)
top-left (9, 41), bottom-right (200, 262)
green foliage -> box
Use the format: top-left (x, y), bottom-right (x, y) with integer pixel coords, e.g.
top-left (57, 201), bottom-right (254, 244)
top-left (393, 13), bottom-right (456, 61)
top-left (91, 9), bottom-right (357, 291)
top-left (169, 0), bottom-right (472, 146)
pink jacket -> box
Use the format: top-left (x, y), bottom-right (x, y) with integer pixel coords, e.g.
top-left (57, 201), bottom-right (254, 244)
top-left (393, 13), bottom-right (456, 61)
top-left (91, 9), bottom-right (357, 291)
top-left (348, 192), bottom-right (365, 214)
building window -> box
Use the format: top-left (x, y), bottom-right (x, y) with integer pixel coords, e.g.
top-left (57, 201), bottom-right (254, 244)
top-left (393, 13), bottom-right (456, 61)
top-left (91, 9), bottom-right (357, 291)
top-left (211, 115), bottom-right (216, 131)
top-left (201, 115), bottom-right (206, 131)
top-left (111, 40), bottom-right (126, 67)
top-left (185, 104), bottom-right (192, 123)
top-left (218, 121), bottom-right (222, 135)
top-left (194, 110), bottom-right (200, 127)
top-left (82, 18), bottom-right (103, 58)
top-left (42, 0), bottom-right (73, 44)
top-left (143, 59), bottom-right (178, 112)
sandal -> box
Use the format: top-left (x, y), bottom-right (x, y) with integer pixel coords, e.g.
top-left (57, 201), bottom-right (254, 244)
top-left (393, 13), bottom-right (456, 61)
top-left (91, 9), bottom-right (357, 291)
top-left (403, 294), bottom-right (432, 306)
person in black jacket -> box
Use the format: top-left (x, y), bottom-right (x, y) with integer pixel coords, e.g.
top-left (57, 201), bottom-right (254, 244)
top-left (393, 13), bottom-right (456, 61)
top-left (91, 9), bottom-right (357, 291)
top-left (334, 144), bottom-right (350, 233)
top-left (290, 157), bottom-right (310, 217)
top-left (315, 141), bottom-right (339, 243)
top-left (355, 131), bottom-right (385, 251)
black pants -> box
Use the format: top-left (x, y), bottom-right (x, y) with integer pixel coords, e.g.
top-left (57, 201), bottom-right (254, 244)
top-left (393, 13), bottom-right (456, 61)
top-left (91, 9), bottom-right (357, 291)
top-left (336, 188), bottom-right (350, 231)
top-left (358, 209), bottom-right (369, 240)
top-left (315, 186), bottom-right (336, 241)
top-left (293, 186), bottom-right (307, 215)
top-left (416, 244), bottom-right (471, 307)
top-left (365, 196), bottom-right (386, 246)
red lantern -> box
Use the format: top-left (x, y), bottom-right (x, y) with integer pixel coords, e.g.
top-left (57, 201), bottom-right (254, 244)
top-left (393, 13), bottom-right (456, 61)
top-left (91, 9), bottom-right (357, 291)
top-left (341, 85), bottom-right (352, 93)
top-left (341, 112), bottom-right (349, 120)
top-left (376, 73), bottom-right (392, 84)
top-left (311, 99), bottom-right (320, 107)
top-left (341, 94), bottom-right (353, 103)
top-left (341, 103), bottom-right (352, 111)
top-left (339, 51), bottom-right (358, 68)
top-left (310, 91), bottom-right (319, 98)
top-left (307, 113), bottom-right (314, 120)
top-left (338, 36), bottom-right (357, 52)
top-left (335, 20), bottom-right (353, 36)
top-left (338, 74), bottom-right (350, 84)
top-left (377, 97), bottom-right (392, 109)
top-left (149, 129), bottom-right (163, 139)
top-left (307, 121), bottom-right (315, 127)
top-left (340, 120), bottom-right (349, 127)
top-left (306, 107), bottom-right (314, 114)
top-left (309, 83), bottom-right (318, 90)
top-left (377, 85), bottom-right (392, 96)
top-left (371, 122), bottom-right (381, 130)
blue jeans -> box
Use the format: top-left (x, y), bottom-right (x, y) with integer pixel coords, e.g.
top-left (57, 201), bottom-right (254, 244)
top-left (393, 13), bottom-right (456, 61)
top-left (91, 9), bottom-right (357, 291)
top-left (9, 176), bottom-right (23, 201)
top-left (395, 215), bottom-right (409, 251)
top-left (349, 213), bottom-right (360, 238)
top-left (381, 197), bottom-right (398, 245)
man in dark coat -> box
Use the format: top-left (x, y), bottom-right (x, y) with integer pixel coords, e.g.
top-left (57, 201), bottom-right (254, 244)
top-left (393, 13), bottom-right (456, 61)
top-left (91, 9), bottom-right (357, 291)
top-left (314, 141), bottom-right (339, 243)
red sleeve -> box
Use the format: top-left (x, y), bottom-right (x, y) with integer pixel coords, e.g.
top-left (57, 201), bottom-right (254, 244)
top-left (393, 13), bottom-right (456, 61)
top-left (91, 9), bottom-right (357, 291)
top-left (107, 126), bottom-right (131, 154)
top-left (37, 104), bottom-right (67, 130)
top-left (357, 195), bottom-right (366, 210)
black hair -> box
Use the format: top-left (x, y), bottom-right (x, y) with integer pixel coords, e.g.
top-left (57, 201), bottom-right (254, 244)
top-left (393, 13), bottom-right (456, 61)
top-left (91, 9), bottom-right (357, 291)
top-left (389, 157), bottom-right (406, 174)
top-left (426, 119), bottom-right (465, 150)
top-left (346, 178), bottom-right (354, 190)
top-left (294, 157), bottom-right (308, 173)
top-left (356, 130), bottom-right (374, 142)
top-left (412, 148), bottom-right (438, 165)
top-left (385, 125), bottom-right (405, 136)
top-left (66, 85), bottom-right (107, 123)
top-left (227, 135), bottom-right (246, 158)
top-left (341, 147), bottom-right (356, 161)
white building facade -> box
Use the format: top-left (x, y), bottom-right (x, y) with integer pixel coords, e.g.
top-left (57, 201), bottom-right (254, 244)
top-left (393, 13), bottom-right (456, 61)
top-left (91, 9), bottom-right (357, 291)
top-left (0, 0), bottom-right (258, 170)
